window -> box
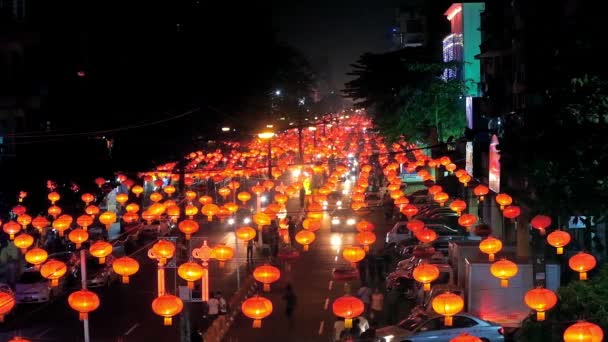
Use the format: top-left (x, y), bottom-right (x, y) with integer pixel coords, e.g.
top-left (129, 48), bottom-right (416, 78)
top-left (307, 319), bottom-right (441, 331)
top-left (418, 318), bottom-right (442, 332)
top-left (450, 316), bottom-right (478, 329)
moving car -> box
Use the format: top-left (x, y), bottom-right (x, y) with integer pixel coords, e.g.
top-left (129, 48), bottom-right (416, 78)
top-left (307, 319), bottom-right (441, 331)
top-left (330, 208), bottom-right (357, 231)
top-left (75, 256), bottom-right (118, 288)
top-left (15, 269), bottom-right (65, 303)
top-left (376, 313), bottom-right (504, 342)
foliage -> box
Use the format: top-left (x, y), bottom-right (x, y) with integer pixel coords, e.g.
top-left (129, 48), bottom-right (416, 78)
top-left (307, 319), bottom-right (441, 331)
top-left (517, 265), bottom-right (608, 341)
top-left (500, 75), bottom-right (608, 226)
top-left (343, 48), bottom-right (468, 144)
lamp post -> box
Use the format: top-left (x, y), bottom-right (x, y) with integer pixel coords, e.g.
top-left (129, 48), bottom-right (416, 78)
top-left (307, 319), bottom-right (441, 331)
top-left (258, 131), bottom-right (275, 179)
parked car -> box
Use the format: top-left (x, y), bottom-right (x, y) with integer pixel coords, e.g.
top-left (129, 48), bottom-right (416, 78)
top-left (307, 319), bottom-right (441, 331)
top-left (376, 313), bottom-right (504, 342)
top-left (330, 208), bottom-right (357, 231)
top-left (73, 255), bottom-right (118, 288)
top-left (15, 268), bottom-right (66, 304)
top-left (365, 192), bottom-right (384, 208)
top-left (386, 222), bottom-right (412, 244)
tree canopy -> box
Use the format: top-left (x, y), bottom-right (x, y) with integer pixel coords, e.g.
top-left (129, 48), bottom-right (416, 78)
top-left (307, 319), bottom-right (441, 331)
top-left (343, 48), bottom-right (468, 144)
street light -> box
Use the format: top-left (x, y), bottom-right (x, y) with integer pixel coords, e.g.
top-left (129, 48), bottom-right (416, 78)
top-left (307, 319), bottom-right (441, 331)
top-left (258, 131), bottom-right (275, 179)
top-left (221, 126), bottom-right (230, 132)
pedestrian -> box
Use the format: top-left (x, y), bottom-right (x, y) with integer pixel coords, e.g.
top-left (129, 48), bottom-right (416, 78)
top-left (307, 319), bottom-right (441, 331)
top-left (282, 283), bottom-right (297, 330)
top-left (333, 318), bottom-right (345, 342)
top-left (358, 255), bottom-right (368, 285)
top-left (287, 216), bottom-right (296, 245)
top-left (357, 285), bottom-right (372, 313)
top-left (206, 291), bottom-right (219, 322)
top-left (246, 239), bottom-right (254, 262)
top-left (217, 291), bottom-right (227, 315)
top-left (370, 288), bottom-right (384, 324)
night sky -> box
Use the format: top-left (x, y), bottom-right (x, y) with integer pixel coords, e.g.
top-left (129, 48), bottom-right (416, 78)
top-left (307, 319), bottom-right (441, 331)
top-left (272, 0), bottom-right (401, 91)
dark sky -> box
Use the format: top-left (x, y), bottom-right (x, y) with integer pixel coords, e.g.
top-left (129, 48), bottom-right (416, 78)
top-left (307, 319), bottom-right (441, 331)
top-left (272, 0), bottom-right (401, 91)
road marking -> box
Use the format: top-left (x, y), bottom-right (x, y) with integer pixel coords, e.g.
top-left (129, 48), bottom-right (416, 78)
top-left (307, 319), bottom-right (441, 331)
top-left (36, 327), bottom-right (53, 337)
top-left (318, 321), bottom-right (325, 335)
top-left (124, 323), bottom-right (140, 336)
top-left (324, 297), bottom-right (329, 310)
top-left (328, 280), bottom-right (333, 290)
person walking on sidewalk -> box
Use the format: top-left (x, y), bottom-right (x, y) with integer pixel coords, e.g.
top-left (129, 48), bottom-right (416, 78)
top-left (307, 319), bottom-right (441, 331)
top-left (282, 283), bottom-right (297, 330)
top-left (357, 285), bottom-right (372, 313)
top-left (370, 288), bottom-right (385, 324)
top-left (246, 239), bottom-right (254, 262)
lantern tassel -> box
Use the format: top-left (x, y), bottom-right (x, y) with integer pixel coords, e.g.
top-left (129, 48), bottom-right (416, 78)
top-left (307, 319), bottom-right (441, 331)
top-left (424, 283), bottom-right (431, 291)
top-left (122, 276), bottom-right (130, 284)
top-left (303, 245), bottom-right (309, 251)
top-left (253, 319), bottom-right (262, 328)
top-left (263, 283), bottom-right (270, 292)
top-left (164, 317), bottom-right (172, 326)
top-left (345, 318), bottom-right (352, 329)
top-left (489, 254), bottom-right (495, 262)
top-left (445, 316), bottom-right (453, 326)
top-left (79, 312), bottom-right (87, 321)
top-left (557, 247), bottom-right (563, 255)
top-left (500, 279), bottom-right (509, 288)
top-left (537, 311), bottom-right (545, 321)
top-left (580, 272), bottom-right (587, 280)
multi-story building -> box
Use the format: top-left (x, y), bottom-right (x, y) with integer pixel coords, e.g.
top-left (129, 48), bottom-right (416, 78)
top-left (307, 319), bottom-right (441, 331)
top-left (391, 2), bottom-right (428, 49)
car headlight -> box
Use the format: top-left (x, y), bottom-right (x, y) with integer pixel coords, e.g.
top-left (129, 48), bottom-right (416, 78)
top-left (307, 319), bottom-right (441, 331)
top-left (336, 200), bottom-right (342, 206)
top-left (243, 217), bottom-right (251, 224)
top-left (227, 218), bottom-right (235, 225)
top-left (346, 218), bottom-right (356, 225)
top-left (331, 218), bottom-right (340, 225)
top-left (323, 201), bottom-right (328, 206)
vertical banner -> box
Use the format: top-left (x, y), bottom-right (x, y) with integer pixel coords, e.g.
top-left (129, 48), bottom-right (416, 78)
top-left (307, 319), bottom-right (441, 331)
top-left (489, 135), bottom-right (501, 193)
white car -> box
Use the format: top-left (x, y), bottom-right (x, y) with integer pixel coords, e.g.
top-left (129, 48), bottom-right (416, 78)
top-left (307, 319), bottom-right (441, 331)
top-left (386, 222), bottom-right (412, 244)
top-left (365, 192), bottom-right (384, 208)
top-left (15, 270), bottom-right (64, 304)
top-left (376, 313), bottom-right (504, 342)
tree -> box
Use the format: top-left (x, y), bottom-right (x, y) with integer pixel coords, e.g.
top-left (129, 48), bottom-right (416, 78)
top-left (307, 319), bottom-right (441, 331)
top-left (343, 48), bottom-right (468, 144)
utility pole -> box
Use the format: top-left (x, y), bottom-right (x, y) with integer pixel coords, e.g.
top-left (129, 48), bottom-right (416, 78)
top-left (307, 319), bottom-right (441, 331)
top-left (80, 249), bottom-right (91, 342)
top-left (177, 156), bottom-right (191, 342)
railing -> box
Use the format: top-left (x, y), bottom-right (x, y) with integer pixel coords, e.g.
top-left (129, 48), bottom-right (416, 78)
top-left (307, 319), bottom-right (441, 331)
top-left (202, 276), bottom-right (257, 342)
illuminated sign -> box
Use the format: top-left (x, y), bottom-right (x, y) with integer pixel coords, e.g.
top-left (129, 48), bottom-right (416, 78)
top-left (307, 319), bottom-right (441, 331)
top-left (466, 141), bottom-right (473, 176)
top-left (488, 135), bottom-right (500, 193)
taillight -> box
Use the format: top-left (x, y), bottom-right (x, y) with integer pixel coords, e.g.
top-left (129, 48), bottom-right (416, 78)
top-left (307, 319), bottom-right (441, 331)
top-left (498, 327), bottom-right (505, 335)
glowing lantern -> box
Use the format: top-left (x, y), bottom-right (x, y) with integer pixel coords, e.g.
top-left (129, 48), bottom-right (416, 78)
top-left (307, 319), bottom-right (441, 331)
top-left (356, 231), bottom-right (376, 251)
top-left (131, 185), bottom-right (144, 197)
top-left (262, 180), bottom-right (274, 190)
top-left (68, 289), bottom-right (100, 320)
top-left (13, 233), bottom-right (34, 253)
top-left (3, 221), bottom-right (21, 240)
top-left (547, 230), bottom-right (571, 255)
top-left (237, 192), bottom-right (252, 204)
top-left (503, 206), bottom-right (521, 220)
top-left (450, 333), bottom-right (482, 342)
top-left (115, 193), bottom-right (128, 206)
top-left (48, 191), bottom-right (60, 204)
top-left (531, 215), bottom-right (551, 235)
top-left (76, 215), bottom-right (94, 231)
top-left (431, 292), bottom-right (464, 326)
top-left (413, 263), bottom-right (440, 291)
top-left (185, 191), bottom-right (197, 202)
top-left (163, 185), bottom-right (176, 196)
top-left (355, 220), bottom-right (374, 232)
top-left (236, 226), bottom-right (256, 241)
top-left (406, 220), bottom-right (425, 233)
top-left (253, 264), bottom-right (281, 292)
top-left (394, 196), bottom-right (409, 209)
top-left (113, 256), bottom-right (140, 284)
top-left (449, 200), bottom-right (467, 216)
top-left (89, 241), bottom-right (113, 264)
top-left (524, 287), bottom-right (557, 321)
top-left (458, 174), bottom-right (472, 187)
top-left (242, 296), bottom-right (273, 328)
top-left (17, 214), bottom-right (32, 228)
top-left (479, 237), bottom-right (503, 261)
top-left (274, 193), bottom-right (288, 205)
top-left (251, 184), bottom-right (265, 195)
top-left (446, 163), bottom-right (457, 173)
top-left (563, 321), bottom-right (604, 342)
top-left (48, 205), bottom-right (62, 219)
top-left (457, 214), bottom-right (478, 231)
top-left (401, 204), bottom-right (419, 218)
top-left (415, 228), bottom-right (438, 244)
top-left (295, 230), bottom-right (316, 251)
top-left (51, 214), bottom-right (72, 237)
top-left (32, 216), bottom-right (50, 232)
top-left (178, 219), bottom-right (199, 240)
top-left (253, 212), bottom-right (271, 229)
top-left (125, 203), bottom-right (140, 213)
top-left (25, 247), bottom-right (47, 269)
top-left (151, 239), bottom-right (176, 265)
top-left (332, 296), bottom-right (364, 328)
top-left (85, 205), bottom-right (100, 217)
top-left (12, 205), bottom-right (26, 216)
top-left (495, 193), bottom-right (512, 210)
top-left (152, 294), bottom-right (184, 326)
top-left (224, 202), bottom-right (239, 214)
top-left (490, 259), bottom-right (518, 287)
top-left (212, 244), bottom-right (234, 267)
top-left (218, 187), bottom-right (231, 199)
top-left (149, 192), bottom-right (163, 203)
top-left (94, 177), bottom-right (105, 187)
top-left (0, 292), bottom-right (16, 322)
top-left (99, 211), bottom-right (117, 230)
top-left (302, 219), bottom-right (321, 232)
top-left (183, 204), bottom-right (198, 218)
top-left (390, 190), bottom-right (404, 200)
top-left (178, 262), bottom-right (204, 289)
top-left (307, 203), bottom-right (324, 220)
top-left (40, 259), bottom-right (67, 287)
top-left (428, 185), bottom-right (443, 196)
top-left (123, 212), bottom-right (139, 224)
top-left (434, 192), bottom-right (449, 206)
top-left (569, 252), bottom-right (596, 280)
top-left (342, 246), bottom-right (365, 266)
top-left (68, 229), bottom-right (89, 249)
top-left (473, 185), bottom-right (489, 201)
